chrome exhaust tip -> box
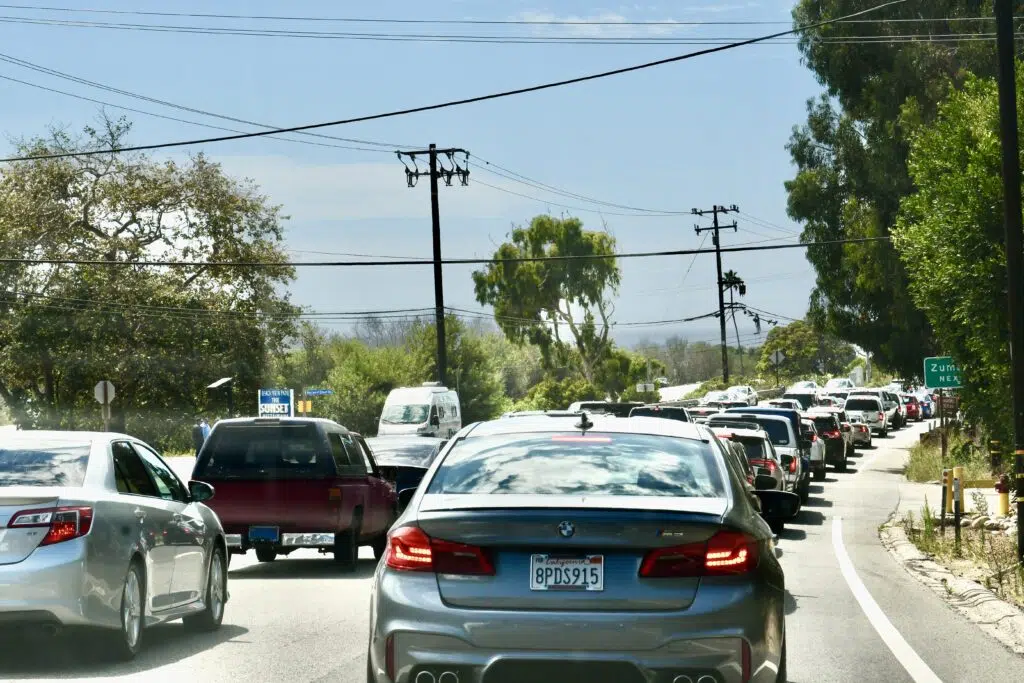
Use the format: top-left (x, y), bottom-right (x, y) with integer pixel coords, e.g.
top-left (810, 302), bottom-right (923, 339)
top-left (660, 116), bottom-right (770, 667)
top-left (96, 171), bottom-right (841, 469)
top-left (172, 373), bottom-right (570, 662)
top-left (414, 672), bottom-right (436, 683)
top-left (671, 676), bottom-right (694, 683)
top-left (438, 672), bottom-right (459, 683)
top-left (696, 676), bottom-right (717, 683)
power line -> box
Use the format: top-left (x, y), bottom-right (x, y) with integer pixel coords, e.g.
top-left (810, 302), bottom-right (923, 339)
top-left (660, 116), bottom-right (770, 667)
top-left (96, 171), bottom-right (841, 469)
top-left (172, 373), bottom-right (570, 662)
top-left (0, 236), bottom-right (891, 268)
top-left (0, 5), bottom-right (1001, 26)
top-left (0, 0), bottom-right (907, 163)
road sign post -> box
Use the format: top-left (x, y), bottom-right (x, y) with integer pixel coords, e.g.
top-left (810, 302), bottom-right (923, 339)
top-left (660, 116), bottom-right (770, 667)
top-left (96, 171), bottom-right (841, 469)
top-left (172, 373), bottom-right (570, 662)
top-left (771, 350), bottom-right (785, 388)
top-left (93, 380), bottom-right (115, 432)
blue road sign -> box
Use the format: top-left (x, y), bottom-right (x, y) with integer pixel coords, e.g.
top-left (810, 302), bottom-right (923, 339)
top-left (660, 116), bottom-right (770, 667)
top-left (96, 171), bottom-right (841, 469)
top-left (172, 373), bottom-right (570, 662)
top-left (258, 388), bottom-right (294, 417)
top-left (305, 389), bottom-right (334, 397)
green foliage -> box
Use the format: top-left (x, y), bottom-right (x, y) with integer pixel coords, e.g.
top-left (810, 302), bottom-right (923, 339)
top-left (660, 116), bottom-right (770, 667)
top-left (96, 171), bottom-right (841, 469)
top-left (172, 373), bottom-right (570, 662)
top-left (785, 0), bottom-right (1001, 377)
top-left (0, 119), bottom-right (296, 450)
top-left (755, 320), bottom-right (857, 379)
top-left (321, 340), bottom-right (414, 435)
top-left (472, 215), bottom-right (620, 381)
top-left (595, 348), bottom-right (665, 402)
top-left (512, 377), bottom-right (601, 412)
top-left (633, 337), bottom-right (761, 384)
top-left (893, 68), bottom-right (1023, 443)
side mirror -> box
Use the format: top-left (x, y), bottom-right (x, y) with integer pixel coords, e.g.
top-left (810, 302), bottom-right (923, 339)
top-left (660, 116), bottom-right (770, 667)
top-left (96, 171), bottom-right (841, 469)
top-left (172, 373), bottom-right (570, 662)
top-left (188, 480), bottom-right (215, 502)
top-left (753, 489), bottom-right (801, 523)
top-left (397, 487), bottom-right (418, 512)
top-left (754, 474), bottom-right (778, 490)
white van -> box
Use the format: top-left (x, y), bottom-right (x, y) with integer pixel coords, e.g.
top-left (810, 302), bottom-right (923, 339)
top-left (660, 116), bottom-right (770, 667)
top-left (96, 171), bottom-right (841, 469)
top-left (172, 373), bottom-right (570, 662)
top-left (377, 383), bottom-right (461, 437)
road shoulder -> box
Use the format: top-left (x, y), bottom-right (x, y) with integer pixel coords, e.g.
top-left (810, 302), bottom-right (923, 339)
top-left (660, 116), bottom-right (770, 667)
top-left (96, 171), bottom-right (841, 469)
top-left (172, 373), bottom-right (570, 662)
top-left (880, 495), bottom-right (1024, 656)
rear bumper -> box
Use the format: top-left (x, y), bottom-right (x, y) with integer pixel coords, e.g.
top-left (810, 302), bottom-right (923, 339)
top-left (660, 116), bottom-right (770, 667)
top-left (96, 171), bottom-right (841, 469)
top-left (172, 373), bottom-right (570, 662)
top-left (823, 440), bottom-right (845, 464)
top-left (0, 537), bottom-right (96, 628)
top-left (370, 572), bottom-right (784, 683)
top-left (850, 428), bottom-right (871, 444)
top-left (225, 532), bottom-right (336, 549)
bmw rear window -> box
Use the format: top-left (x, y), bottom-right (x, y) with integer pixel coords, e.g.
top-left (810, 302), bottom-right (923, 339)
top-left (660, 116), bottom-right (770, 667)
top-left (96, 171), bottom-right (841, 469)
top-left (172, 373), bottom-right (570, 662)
top-left (427, 432), bottom-right (725, 498)
top-left (194, 423), bottom-right (334, 479)
top-left (0, 442), bottom-right (91, 486)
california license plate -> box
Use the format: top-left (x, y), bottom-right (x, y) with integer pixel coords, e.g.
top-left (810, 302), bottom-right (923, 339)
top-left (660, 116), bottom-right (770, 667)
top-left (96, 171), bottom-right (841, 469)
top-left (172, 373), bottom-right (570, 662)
top-left (529, 554), bottom-right (604, 591)
top-left (248, 526), bottom-right (279, 543)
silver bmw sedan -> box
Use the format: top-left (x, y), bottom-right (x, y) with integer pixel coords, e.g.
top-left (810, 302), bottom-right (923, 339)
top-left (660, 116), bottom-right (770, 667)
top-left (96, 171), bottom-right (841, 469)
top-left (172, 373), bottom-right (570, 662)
top-left (367, 414), bottom-right (795, 683)
top-left (0, 431), bottom-right (229, 660)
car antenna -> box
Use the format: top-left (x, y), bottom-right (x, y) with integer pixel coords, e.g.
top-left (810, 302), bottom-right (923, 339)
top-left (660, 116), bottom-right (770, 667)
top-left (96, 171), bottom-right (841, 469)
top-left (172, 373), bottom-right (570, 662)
top-left (575, 411), bottom-right (593, 432)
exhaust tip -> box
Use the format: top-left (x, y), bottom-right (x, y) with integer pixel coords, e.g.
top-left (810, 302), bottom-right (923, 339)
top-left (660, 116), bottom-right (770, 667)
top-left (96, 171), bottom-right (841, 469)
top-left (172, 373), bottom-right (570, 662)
top-left (40, 624), bottom-right (61, 637)
top-left (438, 673), bottom-right (459, 683)
top-left (414, 672), bottom-right (436, 683)
top-left (696, 676), bottom-right (717, 683)
top-left (671, 676), bottom-right (694, 683)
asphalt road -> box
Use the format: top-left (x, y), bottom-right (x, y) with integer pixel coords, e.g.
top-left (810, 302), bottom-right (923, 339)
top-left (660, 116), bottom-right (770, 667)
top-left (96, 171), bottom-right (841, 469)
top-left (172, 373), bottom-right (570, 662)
top-left (2, 422), bottom-right (1021, 682)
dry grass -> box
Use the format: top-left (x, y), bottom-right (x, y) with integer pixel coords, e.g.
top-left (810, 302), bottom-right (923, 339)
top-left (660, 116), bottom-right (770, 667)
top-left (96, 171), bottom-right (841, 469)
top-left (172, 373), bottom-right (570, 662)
top-left (901, 501), bottom-right (1023, 609)
top-left (904, 434), bottom-right (991, 483)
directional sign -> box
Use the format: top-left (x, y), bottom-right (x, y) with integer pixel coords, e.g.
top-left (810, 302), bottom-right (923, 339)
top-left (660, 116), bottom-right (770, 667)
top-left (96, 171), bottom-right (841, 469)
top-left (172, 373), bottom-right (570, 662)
top-left (93, 380), bottom-right (115, 404)
top-left (258, 389), bottom-right (294, 417)
top-left (923, 356), bottom-right (962, 390)
top-left (305, 389), bottom-right (334, 397)
top-left (636, 383), bottom-right (655, 393)
top-left (771, 350), bottom-right (785, 365)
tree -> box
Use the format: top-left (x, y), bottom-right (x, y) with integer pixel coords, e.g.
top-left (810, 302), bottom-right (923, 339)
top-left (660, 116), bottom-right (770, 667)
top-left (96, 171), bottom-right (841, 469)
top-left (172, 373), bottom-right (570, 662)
top-left (405, 316), bottom-right (504, 425)
top-left (511, 377), bottom-right (601, 412)
top-left (472, 215), bottom-right (620, 382)
top-left (785, 0), bottom-right (1000, 377)
top-left (321, 340), bottom-right (414, 434)
top-left (755, 320), bottom-right (856, 380)
top-left (893, 69), bottom-right (1021, 443)
top-left (0, 118), bottom-right (297, 449)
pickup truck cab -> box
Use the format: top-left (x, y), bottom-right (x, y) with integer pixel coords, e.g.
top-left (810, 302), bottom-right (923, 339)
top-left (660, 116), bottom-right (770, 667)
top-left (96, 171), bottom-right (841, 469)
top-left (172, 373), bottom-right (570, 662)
top-left (192, 417), bottom-right (398, 569)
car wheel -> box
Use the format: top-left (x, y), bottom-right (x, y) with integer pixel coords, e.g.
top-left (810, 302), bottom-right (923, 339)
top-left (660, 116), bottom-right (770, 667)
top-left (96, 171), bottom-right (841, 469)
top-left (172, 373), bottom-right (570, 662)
top-left (255, 547), bottom-right (277, 563)
top-left (836, 457), bottom-right (848, 473)
top-left (183, 547), bottom-right (227, 633)
top-left (799, 481), bottom-right (810, 504)
top-left (880, 427), bottom-right (888, 438)
top-left (371, 534), bottom-right (388, 560)
top-left (813, 467), bottom-right (825, 481)
top-left (334, 525), bottom-right (359, 571)
top-left (769, 519), bottom-right (785, 534)
top-left (104, 560), bottom-right (145, 661)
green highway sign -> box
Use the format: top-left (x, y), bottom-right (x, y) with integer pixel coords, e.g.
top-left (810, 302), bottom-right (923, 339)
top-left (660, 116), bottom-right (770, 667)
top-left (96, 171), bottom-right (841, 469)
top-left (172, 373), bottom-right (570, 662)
top-left (923, 356), bottom-right (962, 389)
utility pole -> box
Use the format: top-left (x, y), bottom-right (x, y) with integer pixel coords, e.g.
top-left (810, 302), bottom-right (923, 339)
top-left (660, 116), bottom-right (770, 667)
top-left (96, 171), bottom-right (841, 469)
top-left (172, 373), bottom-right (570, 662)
top-left (993, 0), bottom-right (1024, 562)
top-left (722, 271), bottom-right (747, 376)
top-left (396, 144), bottom-right (470, 387)
top-left (693, 205), bottom-right (739, 383)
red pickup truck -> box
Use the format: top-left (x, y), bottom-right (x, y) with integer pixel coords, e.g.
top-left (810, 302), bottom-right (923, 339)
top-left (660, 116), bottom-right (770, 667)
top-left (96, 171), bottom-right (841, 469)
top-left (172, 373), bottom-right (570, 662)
top-left (192, 417), bottom-right (398, 569)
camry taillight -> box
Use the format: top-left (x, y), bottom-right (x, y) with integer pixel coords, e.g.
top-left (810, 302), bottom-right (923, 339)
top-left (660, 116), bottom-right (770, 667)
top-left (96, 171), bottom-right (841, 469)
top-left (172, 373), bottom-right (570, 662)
top-left (8, 506), bottom-right (93, 546)
top-left (639, 530), bottom-right (759, 577)
top-left (385, 526), bottom-right (494, 575)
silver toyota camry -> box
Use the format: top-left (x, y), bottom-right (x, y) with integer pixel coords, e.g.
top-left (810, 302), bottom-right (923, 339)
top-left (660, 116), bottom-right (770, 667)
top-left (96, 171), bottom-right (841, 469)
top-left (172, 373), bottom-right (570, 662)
top-left (367, 414), bottom-right (796, 683)
top-left (0, 431), bottom-right (229, 659)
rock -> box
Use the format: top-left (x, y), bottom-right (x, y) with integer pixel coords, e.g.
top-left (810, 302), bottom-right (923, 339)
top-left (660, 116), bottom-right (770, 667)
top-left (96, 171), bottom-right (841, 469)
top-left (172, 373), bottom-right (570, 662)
top-left (971, 516), bottom-right (990, 529)
top-left (961, 518), bottom-right (973, 528)
top-left (985, 520), bottom-right (1003, 531)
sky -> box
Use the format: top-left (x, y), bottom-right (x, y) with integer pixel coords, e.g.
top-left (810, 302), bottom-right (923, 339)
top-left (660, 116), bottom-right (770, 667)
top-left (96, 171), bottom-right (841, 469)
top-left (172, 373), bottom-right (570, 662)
top-left (0, 0), bottom-right (826, 348)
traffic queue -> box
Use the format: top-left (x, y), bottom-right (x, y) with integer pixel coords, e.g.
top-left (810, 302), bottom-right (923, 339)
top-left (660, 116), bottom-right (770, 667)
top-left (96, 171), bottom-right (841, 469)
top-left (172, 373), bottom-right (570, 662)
top-left (0, 378), bottom-right (925, 682)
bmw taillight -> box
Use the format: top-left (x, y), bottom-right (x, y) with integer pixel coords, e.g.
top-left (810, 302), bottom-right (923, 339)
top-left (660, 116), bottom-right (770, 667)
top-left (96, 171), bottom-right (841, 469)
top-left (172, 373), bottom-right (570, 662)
top-left (8, 506), bottom-right (93, 546)
top-left (384, 526), bottom-right (494, 575)
top-left (639, 530), bottom-right (759, 577)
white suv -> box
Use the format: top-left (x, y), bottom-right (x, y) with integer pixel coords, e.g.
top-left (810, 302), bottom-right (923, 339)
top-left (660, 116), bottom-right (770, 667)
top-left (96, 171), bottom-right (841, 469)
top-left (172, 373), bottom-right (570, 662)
top-left (843, 395), bottom-right (887, 437)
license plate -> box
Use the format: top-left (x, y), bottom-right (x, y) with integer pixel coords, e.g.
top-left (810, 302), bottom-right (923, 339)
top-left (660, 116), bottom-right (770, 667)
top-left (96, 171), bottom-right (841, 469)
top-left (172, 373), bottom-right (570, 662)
top-left (529, 554), bottom-right (604, 591)
top-left (248, 526), bottom-right (279, 543)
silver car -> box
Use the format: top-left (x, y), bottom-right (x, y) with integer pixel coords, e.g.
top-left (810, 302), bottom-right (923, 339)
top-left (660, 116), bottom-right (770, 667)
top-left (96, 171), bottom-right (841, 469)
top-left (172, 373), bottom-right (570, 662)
top-left (0, 431), bottom-right (229, 660)
top-left (367, 414), bottom-right (797, 683)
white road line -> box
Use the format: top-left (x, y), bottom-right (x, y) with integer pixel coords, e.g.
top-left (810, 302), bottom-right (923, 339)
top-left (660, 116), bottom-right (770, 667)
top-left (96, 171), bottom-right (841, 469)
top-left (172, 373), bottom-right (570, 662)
top-left (832, 517), bottom-right (943, 683)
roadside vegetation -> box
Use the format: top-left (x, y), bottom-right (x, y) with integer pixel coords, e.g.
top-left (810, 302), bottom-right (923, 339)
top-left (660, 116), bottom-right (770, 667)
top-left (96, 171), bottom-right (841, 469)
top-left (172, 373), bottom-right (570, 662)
top-left (904, 433), bottom-right (992, 484)
top-left (901, 501), bottom-right (1023, 610)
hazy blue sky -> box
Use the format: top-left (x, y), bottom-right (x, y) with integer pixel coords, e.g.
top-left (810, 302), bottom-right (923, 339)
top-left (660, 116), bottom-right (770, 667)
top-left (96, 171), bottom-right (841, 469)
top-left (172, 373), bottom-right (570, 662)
top-left (0, 0), bottom-right (825, 347)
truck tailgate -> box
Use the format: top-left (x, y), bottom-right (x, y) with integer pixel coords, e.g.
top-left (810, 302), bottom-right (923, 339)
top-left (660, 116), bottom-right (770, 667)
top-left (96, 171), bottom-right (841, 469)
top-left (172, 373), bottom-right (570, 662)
top-left (201, 478), bottom-right (348, 532)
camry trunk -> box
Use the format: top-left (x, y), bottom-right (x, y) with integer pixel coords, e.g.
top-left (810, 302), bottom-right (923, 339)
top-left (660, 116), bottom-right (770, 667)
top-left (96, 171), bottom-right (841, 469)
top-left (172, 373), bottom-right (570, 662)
top-left (0, 488), bottom-right (62, 565)
top-left (416, 502), bottom-right (727, 611)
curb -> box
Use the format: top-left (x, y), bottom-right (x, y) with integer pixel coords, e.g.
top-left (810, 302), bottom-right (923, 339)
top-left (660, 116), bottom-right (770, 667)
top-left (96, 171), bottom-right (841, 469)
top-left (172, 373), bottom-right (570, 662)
top-left (879, 517), bottom-right (1024, 655)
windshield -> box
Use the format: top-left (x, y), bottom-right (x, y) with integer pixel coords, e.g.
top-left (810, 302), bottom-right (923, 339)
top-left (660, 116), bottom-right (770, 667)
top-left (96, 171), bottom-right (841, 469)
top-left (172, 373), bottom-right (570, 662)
top-left (712, 416), bottom-right (790, 446)
top-left (427, 432), bottom-right (726, 498)
top-left (731, 436), bottom-right (767, 461)
top-left (194, 423), bottom-right (334, 479)
top-left (381, 403), bottom-right (430, 424)
top-left (811, 416), bottom-right (838, 433)
top-left (365, 439), bottom-right (439, 467)
top-left (0, 442), bottom-right (91, 487)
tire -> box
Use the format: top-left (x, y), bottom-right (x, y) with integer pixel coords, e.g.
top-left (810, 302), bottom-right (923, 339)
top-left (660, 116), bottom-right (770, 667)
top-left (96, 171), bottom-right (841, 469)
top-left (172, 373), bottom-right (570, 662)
top-left (371, 534), bottom-right (388, 561)
top-left (799, 481), bottom-right (810, 504)
top-left (881, 427), bottom-right (888, 438)
top-left (255, 547), bottom-right (277, 563)
top-left (183, 547), bottom-right (227, 633)
top-left (769, 519), bottom-right (785, 534)
top-left (334, 524), bottom-right (360, 571)
top-left (836, 457), bottom-right (847, 473)
top-left (813, 467), bottom-right (825, 481)
top-left (104, 560), bottom-right (145, 661)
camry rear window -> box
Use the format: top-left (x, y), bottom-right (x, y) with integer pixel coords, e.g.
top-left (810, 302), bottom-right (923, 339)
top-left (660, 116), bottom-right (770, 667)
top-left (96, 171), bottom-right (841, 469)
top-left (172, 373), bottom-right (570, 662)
top-left (194, 423), bottom-right (333, 479)
top-left (0, 442), bottom-right (91, 487)
top-left (427, 432), bottom-right (725, 498)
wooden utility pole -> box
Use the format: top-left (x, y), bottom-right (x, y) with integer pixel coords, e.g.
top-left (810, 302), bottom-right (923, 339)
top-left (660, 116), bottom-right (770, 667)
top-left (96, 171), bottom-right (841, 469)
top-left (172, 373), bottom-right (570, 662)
top-left (693, 205), bottom-right (739, 383)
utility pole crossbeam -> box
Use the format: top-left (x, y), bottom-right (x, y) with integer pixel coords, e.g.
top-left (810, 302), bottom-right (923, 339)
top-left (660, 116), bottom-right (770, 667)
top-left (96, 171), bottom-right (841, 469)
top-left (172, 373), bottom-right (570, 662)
top-left (693, 205), bottom-right (739, 383)
top-left (993, 0), bottom-right (1024, 563)
top-left (396, 144), bottom-right (470, 387)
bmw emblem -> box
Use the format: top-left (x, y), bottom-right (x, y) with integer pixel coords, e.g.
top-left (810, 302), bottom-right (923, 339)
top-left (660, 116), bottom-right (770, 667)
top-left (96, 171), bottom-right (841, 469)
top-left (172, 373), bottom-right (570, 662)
top-left (557, 521), bottom-right (576, 538)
